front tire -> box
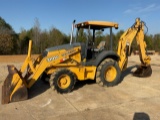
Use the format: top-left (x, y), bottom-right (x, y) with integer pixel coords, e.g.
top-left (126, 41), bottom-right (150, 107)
top-left (96, 58), bottom-right (121, 87)
top-left (49, 69), bottom-right (76, 93)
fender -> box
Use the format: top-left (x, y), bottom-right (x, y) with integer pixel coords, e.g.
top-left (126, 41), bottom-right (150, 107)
top-left (94, 50), bottom-right (119, 66)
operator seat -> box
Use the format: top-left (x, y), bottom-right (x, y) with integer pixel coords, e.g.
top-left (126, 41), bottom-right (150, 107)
top-left (94, 40), bottom-right (106, 52)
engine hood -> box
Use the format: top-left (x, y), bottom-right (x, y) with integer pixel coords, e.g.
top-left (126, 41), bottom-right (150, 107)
top-left (42, 43), bottom-right (81, 57)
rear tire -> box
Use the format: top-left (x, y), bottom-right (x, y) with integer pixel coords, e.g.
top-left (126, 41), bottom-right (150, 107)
top-left (49, 69), bottom-right (76, 93)
top-left (96, 58), bottom-right (121, 87)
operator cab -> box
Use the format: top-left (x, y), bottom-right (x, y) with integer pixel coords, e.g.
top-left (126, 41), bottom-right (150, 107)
top-left (73, 20), bottom-right (118, 61)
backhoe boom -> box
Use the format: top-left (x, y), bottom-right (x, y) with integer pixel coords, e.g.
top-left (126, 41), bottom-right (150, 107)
top-left (117, 18), bottom-right (152, 77)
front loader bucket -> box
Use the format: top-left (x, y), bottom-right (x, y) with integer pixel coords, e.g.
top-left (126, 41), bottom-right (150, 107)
top-left (133, 65), bottom-right (152, 77)
top-left (1, 65), bottom-right (28, 104)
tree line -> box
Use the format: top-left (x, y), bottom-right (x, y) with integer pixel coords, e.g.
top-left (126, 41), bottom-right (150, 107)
top-left (0, 17), bottom-right (160, 55)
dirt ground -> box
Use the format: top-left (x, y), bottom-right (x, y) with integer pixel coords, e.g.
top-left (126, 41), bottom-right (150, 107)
top-left (0, 55), bottom-right (38, 63)
top-left (0, 55), bottom-right (160, 120)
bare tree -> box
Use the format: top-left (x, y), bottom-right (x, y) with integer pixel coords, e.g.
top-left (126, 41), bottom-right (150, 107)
top-left (32, 18), bottom-right (41, 53)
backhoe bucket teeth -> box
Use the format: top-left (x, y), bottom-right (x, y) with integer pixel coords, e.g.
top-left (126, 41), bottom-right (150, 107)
top-left (1, 65), bottom-right (28, 104)
top-left (133, 65), bottom-right (152, 77)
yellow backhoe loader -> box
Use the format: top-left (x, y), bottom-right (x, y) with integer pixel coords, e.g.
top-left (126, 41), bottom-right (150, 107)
top-left (1, 18), bottom-right (152, 104)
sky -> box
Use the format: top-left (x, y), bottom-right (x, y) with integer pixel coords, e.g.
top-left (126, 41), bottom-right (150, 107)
top-left (0, 0), bottom-right (160, 35)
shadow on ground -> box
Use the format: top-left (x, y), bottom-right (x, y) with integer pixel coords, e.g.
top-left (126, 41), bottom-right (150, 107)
top-left (120, 65), bottom-right (138, 83)
top-left (28, 65), bottom-right (138, 99)
top-left (74, 80), bottom-right (96, 91)
top-left (28, 79), bottom-right (50, 99)
top-left (28, 78), bottom-right (96, 99)
top-left (133, 112), bottom-right (150, 120)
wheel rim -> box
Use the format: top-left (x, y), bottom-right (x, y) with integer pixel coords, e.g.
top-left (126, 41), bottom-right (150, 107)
top-left (57, 74), bottom-right (71, 89)
top-left (105, 66), bottom-right (117, 82)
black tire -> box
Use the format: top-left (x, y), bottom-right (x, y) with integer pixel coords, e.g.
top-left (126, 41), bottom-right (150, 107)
top-left (49, 69), bottom-right (76, 93)
top-left (96, 58), bottom-right (121, 87)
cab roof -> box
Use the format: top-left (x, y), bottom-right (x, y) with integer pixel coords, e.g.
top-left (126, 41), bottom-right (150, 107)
top-left (75, 21), bottom-right (118, 30)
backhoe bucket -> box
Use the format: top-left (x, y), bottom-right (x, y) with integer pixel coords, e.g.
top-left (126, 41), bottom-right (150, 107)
top-left (133, 65), bottom-right (152, 77)
top-left (1, 65), bottom-right (28, 104)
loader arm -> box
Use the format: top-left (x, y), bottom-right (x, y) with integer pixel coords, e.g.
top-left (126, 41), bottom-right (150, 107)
top-left (1, 40), bottom-right (81, 104)
top-left (117, 18), bottom-right (151, 76)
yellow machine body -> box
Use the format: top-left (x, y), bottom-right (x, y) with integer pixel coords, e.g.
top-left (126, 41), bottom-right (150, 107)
top-left (1, 40), bottom-right (97, 104)
top-left (1, 18), bottom-right (152, 104)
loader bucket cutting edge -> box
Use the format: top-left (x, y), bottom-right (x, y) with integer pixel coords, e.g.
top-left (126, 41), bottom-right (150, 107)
top-left (133, 65), bottom-right (152, 77)
top-left (1, 65), bottom-right (28, 104)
